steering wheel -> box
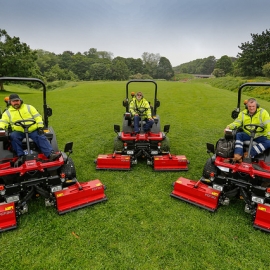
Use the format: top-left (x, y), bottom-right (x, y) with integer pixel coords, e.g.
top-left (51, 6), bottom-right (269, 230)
top-left (14, 119), bottom-right (36, 129)
top-left (136, 107), bottom-right (148, 115)
top-left (244, 124), bottom-right (264, 133)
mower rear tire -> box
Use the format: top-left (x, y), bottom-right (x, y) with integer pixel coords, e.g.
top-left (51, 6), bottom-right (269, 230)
top-left (202, 158), bottom-right (217, 179)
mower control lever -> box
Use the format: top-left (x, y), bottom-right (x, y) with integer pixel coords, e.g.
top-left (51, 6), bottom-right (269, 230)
top-left (243, 124), bottom-right (265, 160)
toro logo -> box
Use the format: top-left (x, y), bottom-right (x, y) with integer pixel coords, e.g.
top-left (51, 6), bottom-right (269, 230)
top-left (205, 193), bottom-right (217, 200)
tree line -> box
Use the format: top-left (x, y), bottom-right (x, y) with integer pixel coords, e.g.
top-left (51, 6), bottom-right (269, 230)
top-left (1, 28), bottom-right (270, 83)
top-left (174, 28), bottom-right (270, 78)
top-left (0, 29), bottom-right (174, 83)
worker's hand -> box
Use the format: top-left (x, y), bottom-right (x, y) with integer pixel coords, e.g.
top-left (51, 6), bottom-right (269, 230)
top-left (37, 127), bottom-right (44, 135)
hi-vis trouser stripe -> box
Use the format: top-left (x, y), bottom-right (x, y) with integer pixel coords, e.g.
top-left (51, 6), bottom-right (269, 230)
top-left (253, 143), bottom-right (266, 155)
top-left (235, 140), bottom-right (243, 150)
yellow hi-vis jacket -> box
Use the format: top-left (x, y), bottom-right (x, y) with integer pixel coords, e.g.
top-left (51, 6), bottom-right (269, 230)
top-left (227, 107), bottom-right (270, 139)
top-left (0, 104), bottom-right (44, 133)
top-left (129, 98), bottom-right (152, 119)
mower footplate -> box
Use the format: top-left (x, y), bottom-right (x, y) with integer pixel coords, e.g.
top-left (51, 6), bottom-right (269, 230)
top-left (95, 154), bottom-right (131, 170)
top-left (253, 203), bottom-right (270, 233)
top-left (171, 177), bottom-right (220, 212)
top-left (153, 155), bottom-right (188, 171)
top-left (55, 179), bottom-right (107, 214)
top-left (0, 202), bottom-right (17, 233)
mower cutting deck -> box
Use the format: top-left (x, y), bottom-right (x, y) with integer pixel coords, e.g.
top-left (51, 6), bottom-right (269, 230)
top-left (171, 82), bottom-right (270, 233)
top-left (95, 80), bottom-right (189, 171)
top-left (0, 77), bottom-right (107, 233)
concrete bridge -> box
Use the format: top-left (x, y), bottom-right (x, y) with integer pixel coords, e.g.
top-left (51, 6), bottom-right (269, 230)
top-left (193, 74), bottom-right (214, 78)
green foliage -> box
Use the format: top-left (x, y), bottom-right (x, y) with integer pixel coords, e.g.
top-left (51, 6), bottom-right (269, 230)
top-left (262, 62), bottom-right (270, 78)
top-left (215, 55), bottom-right (233, 75)
top-left (1, 80), bottom-right (270, 269)
top-left (174, 56), bottom-right (216, 75)
top-left (156, 57), bottom-right (174, 80)
top-left (237, 29), bottom-right (270, 76)
top-left (212, 68), bottom-right (225, 77)
top-left (0, 29), bottom-right (39, 78)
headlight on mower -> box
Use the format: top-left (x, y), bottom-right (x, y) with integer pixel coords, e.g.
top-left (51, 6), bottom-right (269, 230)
top-left (51, 185), bottom-right (62, 193)
top-left (213, 184), bottom-right (224, 191)
top-left (251, 196), bottom-right (264, 204)
top-left (151, 150), bottom-right (158, 155)
top-left (6, 195), bottom-right (20, 203)
top-left (127, 150), bottom-right (134, 155)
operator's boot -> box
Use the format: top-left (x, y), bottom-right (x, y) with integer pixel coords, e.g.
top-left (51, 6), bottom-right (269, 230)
top-left (14, 156), bottom-right (25, 167)
top-left (233, 154), bottom-right (242, 163)
top-left (49, 151), bottom-right (62, 161)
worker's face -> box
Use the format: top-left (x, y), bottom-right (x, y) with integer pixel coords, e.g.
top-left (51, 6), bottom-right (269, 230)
top-left (136, 94), bottom-right (142, 101)
top-left (247, 101), bottom-right (257, 115)
top-left (10, 99), bottom-right (22, 109)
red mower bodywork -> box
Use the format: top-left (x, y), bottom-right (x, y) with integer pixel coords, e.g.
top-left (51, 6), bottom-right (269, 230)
top-left (0, 77), bottom-right (107, 233)
top-left (95, 80), bottom-right (189, 171)
top-left (171, 82), bottom-right (270, 232)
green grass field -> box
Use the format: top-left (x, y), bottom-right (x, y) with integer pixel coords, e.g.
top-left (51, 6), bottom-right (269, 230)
top-left (1, 79), bottom-right (270, 270)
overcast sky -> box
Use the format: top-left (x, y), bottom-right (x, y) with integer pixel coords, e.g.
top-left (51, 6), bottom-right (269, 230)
top-left (1, 0), bottom-right (270, 67)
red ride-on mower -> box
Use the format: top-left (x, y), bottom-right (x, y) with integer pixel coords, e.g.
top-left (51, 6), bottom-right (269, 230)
top-left (0, 77), bottom-right (107, 233)
top-left (171, 82), bottom-right (270, 232)
top-left (95, 79), bottom-right (189, 171)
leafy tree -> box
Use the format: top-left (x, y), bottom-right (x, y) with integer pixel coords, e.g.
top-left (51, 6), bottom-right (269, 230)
top-left (200, 56), bottom-right (216, 74)
top-left (70, 52), bottom-right (95, 80)
top-left (174, 56), bottom-right (216, 75)
top-left (111, 59), bottom-right (129, 80)
top-left (212, 68), bottom-right (225, 77)
top-left (88, 63), bottom-right (109, 80)
top-left (36, 49), bottom-right (59, 73)
top-left (97, 51), bottom-right (113, 61)
top-left (262, 62), bottom-right (270, 77)
top-left (237, 29), bottom-right (270, 76)
top-left (156, 57), bottom-right (174, 80)
top-left (215, 55), bottom-right (233, 75)
top-left (141, 52), bottom-right (160, 77)
top-left (58, 51), bottom-right (74, 70)
top-left (44, 64), bottom-right (78, 82)
top-left (125, 58), bottom-right (144, 75)
top-left (0, 29), bottom-right (39, 89)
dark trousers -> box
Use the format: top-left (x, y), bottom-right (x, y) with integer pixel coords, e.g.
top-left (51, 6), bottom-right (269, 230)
top-left (10, 130), bottom-right (53, 157)
top-left (234, 132), bottom-right (270, 157)
top-left (133, 116), bottom-right (154, 133)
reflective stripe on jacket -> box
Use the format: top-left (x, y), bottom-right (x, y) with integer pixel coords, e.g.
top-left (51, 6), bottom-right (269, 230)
top-left (129, 98), bottom-right (152, 119)
top-left (228, 107), bottom-right (270, 138)
top-left (0, 104), bottom-right (43, 133)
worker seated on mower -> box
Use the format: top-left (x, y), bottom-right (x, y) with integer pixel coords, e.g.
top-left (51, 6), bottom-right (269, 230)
top-left (129, 91), bottom-right (154, 134)
top-left (0, 93), bottom-right (61, 165)
top-left (226, 98), bottom-right (270, 162)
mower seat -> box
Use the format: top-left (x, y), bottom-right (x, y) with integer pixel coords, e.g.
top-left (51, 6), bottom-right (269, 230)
top-left (22, 138), bottom-right (38, 151)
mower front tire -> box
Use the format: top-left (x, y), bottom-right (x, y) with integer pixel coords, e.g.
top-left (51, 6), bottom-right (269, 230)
top-left (114, 137), bottom-right (124, 151)
top-left (160, 137), bottom-right (170, 152)
top-left (60, 157), bottom-right (76, 180)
